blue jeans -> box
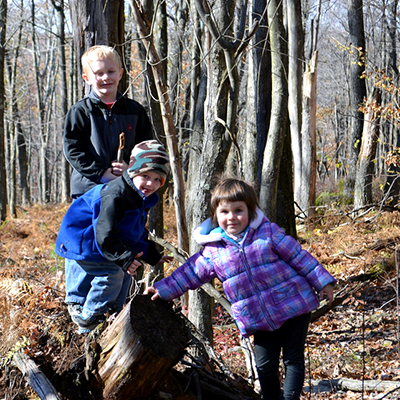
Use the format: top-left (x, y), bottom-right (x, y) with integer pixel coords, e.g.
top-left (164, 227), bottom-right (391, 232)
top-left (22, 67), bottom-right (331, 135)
top-left (254, 312), bottom-right (311, 400)
top-left (65, 258), bottom-right (132, 318)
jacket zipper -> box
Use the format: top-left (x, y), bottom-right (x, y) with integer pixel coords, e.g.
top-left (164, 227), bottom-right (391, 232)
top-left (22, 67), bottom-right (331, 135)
top-left (237, 241), bottom-right (277, 330)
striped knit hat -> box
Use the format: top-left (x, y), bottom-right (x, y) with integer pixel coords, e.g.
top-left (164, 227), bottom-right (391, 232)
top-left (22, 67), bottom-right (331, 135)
top-left (128, 140), bottom-right (170, 185)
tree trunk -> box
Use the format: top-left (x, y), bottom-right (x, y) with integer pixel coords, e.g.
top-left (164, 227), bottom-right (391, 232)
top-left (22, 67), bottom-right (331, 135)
top-left (97, 295), bottom-right (188, 399)
top-left (342, 0), bottom-right (367, 203)
top-left (354, 88), bottom-right (381, 209)
top-left (259, 0), bottom-right (289, 222)
top-left (0, 0), bottom-right (6, 222)
top-left (276, 123), bottom-right (296, 237)
top-left (186, 0), bottom-right (247, 343)
top-left (30, 0), bottom-right (48, 204)
top-left (52, 0), bottom-right (70, 203)
top-left (143, 0), bottom-right (168, 283)
top-left (287, 0), bottom-right (304, 213)
top-left (129, 0), bottom-right (190, 255)
top-left (68, 0), bottom-right (126, 97)
top-left (301, 51), bottom-right (318, 222)
top-left (245, 0), bottom-right (270, 188)
top-left (5, 55), bottom-right (16, 217)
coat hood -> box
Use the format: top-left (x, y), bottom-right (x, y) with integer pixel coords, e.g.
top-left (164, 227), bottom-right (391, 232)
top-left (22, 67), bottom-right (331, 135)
top-left (193, 208), bottom-right (266, 245)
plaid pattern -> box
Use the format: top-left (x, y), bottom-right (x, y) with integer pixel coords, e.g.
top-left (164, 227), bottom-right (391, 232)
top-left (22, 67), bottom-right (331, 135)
top-left (154, 210), bottom-right (336, 337)
top-left (128, 140), bottom-right (169, 185)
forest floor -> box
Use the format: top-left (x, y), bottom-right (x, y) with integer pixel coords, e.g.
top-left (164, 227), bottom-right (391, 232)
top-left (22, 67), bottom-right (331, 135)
top-left (1, 198), bottom-right (400, 399)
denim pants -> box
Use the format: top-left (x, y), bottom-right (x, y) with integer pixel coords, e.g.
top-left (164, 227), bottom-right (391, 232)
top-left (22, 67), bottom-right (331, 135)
top-left (254, 312), bottom-right (311, 400)
top-left (65, 258), bottom-right (132, 318)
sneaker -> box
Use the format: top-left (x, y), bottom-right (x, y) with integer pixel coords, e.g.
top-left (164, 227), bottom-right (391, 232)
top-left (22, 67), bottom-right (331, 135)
top-left (68, 304), bottom-right (105, 333)
top-left (75, 313), bottom-right (105, 333)
top-left (67, 303), bottom-right (83, 322)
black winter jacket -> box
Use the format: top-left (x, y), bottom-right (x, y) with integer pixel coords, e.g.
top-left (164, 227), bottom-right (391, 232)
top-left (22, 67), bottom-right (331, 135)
top-left (64, 91), bottom-right (153, 198)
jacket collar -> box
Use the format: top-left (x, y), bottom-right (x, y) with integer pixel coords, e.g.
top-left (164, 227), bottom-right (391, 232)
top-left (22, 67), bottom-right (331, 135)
top-left (193, 208), bottom-right (266, 245)
top-left (88, 90), bottom-right (123, 106)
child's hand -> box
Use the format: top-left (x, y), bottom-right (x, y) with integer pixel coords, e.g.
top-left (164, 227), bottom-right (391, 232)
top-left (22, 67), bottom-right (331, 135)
top-left (111, 159), bottom-right (128, 176)
top-left (159, 255), bottom-right (174, 263)
top-left (127, 252), bottom-right (144, 276)
top-left (101, 167), bottom-right (118, 183)
top-left (319, 283), bottom-right (334, 305)
top-left (144, 286), bottom-right (160, 301)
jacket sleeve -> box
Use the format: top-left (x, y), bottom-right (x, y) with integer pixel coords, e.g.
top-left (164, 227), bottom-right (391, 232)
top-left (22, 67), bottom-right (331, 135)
top-left (95, 192), bottom-right (162, 271)
top-left (154, 251), bottom-right (217, 301)
top-left (270, 223), bottom-right (336, 291)
top-left (63, 105), bottom-right (107, 184)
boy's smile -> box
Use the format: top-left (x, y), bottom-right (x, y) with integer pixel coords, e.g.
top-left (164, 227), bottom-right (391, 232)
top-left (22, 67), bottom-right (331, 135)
top-left (132, 171), bottom-right (163, 197)
top-left (83, 59), bottom-right (123, 103)
top-left (216, 200), bottom-right (249, 237)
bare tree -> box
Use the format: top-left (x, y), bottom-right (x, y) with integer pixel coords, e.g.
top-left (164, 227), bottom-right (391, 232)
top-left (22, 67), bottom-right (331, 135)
top-left (0, 0), bottom-right (7, 221)
top-left (259, 0), bottom-right (289, 221)
top-left (287, 0), bottom-right (304, 213)
top-left (354, 88), bottom-right (381, 208)
top-left (244, 0), bottom-right (270, 187)
top-left (68, 0), bottom-right (125, 97)
top-left (342, 0), bottom-right (367, 203)
top-left (51, 0), bottom-right (70, 203)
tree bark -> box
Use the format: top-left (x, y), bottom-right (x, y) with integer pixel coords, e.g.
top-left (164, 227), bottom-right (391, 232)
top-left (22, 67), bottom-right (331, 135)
top-left (187, 0), bottom-right (247, 343)
top-left (301, 51), bottom-right (318, 222)
top-left (0, 0), bottom-right (7, 222)
top-left (12, 351), bottom-right (61, 400)
top-left (259, 0), bottom-right (289, 222)
top-left (354, 88), bottom-right (381, 209)
top-left (52, 0), bottom-right (70, 203)
top-left (287, 0), bottom-right (304, 213)
top-left (68, 0), bottom-right (126, 97)
top-left (30, 0), bottom-right (48, 204)
top-left (342, 0), bottom-right (367, 203)
top-left (306, 378), bottom-right (400, 393)
top-left (129, 0), bottom-right (190, 255)
top-left (244, 0), bottom-right (270, 188)
top-left (97, 295), bottom-right (188, 399)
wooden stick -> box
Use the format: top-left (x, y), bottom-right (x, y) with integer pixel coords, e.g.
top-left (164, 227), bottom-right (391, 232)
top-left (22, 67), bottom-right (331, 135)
top-left (12, 350), bottom-right (61, 400)
top-left (117, 132), bottom-right (125, 163)
top-left (148, 231), bottom-right (233, 316)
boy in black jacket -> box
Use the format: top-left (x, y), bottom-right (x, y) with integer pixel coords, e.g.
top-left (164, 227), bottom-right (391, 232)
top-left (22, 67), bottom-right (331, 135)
top-left (64, 45), bottom-right (153, 199)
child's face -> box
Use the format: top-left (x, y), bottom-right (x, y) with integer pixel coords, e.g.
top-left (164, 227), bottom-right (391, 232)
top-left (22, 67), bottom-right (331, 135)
top-left (216, 200), bottom-right (249, 237)
top-left (82, 58), bottom-right (123, 103)
top-left (132, 171), bottom-right (163, 197)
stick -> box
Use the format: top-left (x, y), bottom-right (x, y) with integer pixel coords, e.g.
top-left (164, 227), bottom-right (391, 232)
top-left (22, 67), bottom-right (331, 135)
top-left (148, 231), bottom-right (233, 316)
top-left (12, 350), bottom-right (61, 400)
top-left (117, 132), bottom-right (125, 163)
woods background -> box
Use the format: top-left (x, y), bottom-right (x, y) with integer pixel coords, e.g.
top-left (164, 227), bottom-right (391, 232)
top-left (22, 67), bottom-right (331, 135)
top-left (0, 0), bottom-right (399, 342)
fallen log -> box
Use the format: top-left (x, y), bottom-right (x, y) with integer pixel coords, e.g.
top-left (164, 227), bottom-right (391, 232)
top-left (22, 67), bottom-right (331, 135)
top-left (12, 350), bottom-right (61, 400)
top-left (304, 378), bottom-right (400, 394)
top-left (96, 294), bottom-right (189, 399)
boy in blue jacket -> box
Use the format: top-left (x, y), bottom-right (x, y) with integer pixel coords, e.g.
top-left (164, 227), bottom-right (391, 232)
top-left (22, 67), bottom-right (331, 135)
top-left (56, 140), bottom-right (171, 333)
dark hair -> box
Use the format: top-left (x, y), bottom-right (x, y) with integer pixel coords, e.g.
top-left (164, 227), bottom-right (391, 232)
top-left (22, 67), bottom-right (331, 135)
top-left (210, 178), bottom-right (259, 226)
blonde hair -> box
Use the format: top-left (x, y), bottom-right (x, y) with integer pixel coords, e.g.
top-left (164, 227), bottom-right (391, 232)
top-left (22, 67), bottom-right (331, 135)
top-left (81, 45), bottom-right (122, 76)
top-left (210, 178), bottom-right (260, 226)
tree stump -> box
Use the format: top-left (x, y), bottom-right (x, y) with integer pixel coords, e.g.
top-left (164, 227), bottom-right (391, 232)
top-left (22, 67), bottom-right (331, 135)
top-left (97, 294), bottom-right (189, 399)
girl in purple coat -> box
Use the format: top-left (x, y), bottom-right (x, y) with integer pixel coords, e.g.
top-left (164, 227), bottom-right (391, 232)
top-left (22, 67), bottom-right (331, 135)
top-left (145, 178), bottom-right (335, 400)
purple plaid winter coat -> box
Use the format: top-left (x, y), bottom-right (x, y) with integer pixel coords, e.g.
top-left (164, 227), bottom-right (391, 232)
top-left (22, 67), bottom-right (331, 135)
top-left (154, 209), bottom-right (336, 337)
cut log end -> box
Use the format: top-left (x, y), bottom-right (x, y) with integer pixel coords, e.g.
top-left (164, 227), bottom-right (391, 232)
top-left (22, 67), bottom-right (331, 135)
top-left (98, 294), bottom-right (189, 399)
top-left (128, 295), bottom-right (189, 358)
